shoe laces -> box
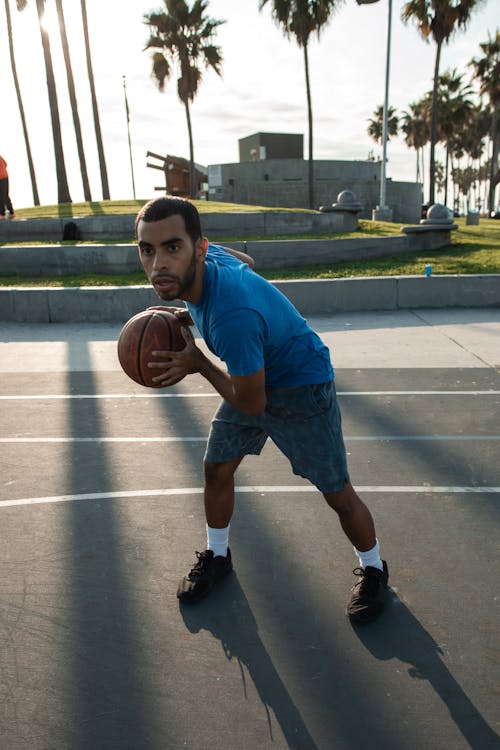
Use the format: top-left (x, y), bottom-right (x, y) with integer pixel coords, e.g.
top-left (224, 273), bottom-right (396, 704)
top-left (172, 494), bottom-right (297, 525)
top-left (187, 550), bottom-right (212, 580)
top-left (351, 566), bottom-right (380, 595)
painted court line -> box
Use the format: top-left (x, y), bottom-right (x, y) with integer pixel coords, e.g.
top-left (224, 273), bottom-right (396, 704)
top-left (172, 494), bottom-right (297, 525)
top-left (0, 390), bottom-right (499, 401)
top-left (1, 435), bottom-right (500, 444)
top-left (1, 485), bottom-right (499, 508)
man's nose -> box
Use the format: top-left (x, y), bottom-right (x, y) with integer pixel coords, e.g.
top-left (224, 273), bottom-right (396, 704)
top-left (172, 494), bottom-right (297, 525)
top-left (152, 247), bottom-right (170, 270)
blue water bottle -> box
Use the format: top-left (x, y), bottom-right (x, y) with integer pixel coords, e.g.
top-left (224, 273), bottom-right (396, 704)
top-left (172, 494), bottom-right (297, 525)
top-left (425, 264), bottom-right (432, 277)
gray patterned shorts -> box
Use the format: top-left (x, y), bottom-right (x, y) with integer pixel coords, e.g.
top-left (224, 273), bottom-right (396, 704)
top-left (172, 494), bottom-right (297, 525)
top-left (205, 380), bottom-right (350, 493)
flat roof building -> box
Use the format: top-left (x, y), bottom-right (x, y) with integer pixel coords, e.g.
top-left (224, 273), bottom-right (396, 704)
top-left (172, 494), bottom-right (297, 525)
top-left (239, 132), bottom-right (303, 163)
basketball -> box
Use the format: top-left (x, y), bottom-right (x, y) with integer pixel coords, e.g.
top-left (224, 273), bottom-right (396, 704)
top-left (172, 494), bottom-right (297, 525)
top-left (117, 309), bottom-right (186, 387)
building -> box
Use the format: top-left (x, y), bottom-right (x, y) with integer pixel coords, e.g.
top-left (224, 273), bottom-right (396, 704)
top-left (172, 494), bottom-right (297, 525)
top-left (239, 132), bottom-right (303, 162)
top-left (207, 132), bottom-right (422, 224)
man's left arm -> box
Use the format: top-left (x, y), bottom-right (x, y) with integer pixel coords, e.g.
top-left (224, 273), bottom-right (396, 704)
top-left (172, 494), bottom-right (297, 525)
top-left (221, 245), bottom-right (255, 269)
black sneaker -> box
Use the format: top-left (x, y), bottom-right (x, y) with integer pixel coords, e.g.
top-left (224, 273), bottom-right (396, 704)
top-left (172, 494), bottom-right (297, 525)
top-left (177, 549), bottom-right (233, 604)
top-left (346, 561), bottom-right (389, 624)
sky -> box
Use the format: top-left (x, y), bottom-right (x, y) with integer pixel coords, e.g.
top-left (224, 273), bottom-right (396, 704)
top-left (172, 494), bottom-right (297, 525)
top-left (0, 0), bottom-right (498, 209)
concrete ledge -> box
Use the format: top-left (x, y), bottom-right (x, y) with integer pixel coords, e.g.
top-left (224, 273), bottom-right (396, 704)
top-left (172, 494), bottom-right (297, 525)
top-left (397, 275), bottom-right (500, 309)
top-left (1, 275), bottom-right (498, 323)
top-left (231, 236), bottom-right (409, 268)
top-left (0, 210), bottom-right (347, 243)
top-left (1, 235), bottom-right (412, 275)
top-left (273, 277), bottom-right (399, 313)
top-left (0, 244), bottom-right (141, 276)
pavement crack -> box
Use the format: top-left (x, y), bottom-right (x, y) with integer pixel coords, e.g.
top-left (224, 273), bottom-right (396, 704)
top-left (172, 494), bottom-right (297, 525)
top-left (410, 310), bottom-right (499, 371)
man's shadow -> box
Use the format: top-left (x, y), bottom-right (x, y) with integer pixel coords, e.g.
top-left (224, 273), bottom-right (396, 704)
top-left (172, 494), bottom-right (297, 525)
top-left (179, 572), bottom-right (320, 750)
top-left (351, 592), bottom-right (499, 750)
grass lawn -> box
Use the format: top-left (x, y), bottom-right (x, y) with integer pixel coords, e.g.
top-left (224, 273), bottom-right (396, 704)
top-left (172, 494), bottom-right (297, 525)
top-left (1, 207), bottom-right (498, 287)
top-left (12, 199), bottom-right (316, 220)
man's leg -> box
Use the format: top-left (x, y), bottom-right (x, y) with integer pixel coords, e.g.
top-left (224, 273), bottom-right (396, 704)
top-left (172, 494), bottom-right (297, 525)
top-left (324, 482), bottom-right (389, 623)
top-left (204, 456), bottom-right (243, 528)
top-left (0, 178), bottom-right (7, 216)
top-left (177, 457), bottom-right (243, 604)
top-left (323, 481), bottom-right (376, 553)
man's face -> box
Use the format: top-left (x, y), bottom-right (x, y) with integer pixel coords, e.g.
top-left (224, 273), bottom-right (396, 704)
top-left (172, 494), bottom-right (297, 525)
top-left (137, 214), bottom-right (207, 302)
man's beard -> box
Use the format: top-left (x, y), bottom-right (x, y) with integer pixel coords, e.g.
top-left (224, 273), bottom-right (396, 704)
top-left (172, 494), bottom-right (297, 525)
top-left (154, 246), bottom-right (196, 300)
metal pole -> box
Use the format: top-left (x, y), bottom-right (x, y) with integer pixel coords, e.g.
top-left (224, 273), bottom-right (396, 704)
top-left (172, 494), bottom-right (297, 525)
top-left (379, 0), bottom-right (392, 210)
top-left (123, 75), bottom-right (136, 200)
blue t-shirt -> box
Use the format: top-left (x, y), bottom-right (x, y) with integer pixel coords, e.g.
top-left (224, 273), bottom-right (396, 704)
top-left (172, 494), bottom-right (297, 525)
top-left (186, 244), bottom-right (334, 388)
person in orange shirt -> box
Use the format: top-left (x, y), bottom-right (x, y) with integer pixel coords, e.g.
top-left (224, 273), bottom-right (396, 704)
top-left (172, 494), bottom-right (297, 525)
top-left (0, 155), bottom-right (15, 219)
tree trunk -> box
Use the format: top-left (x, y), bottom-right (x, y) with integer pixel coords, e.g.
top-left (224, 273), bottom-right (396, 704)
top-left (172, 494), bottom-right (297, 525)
top-left (303, 43), bottom-right (314, 210)
top-left (429, 40), bottom-right (442, 206)
top-left (56, 0), bottom-right (92, 201)
top-left (5, 0), bottom-right (40, 205)
top-left (488, 106), bottom-right (499, 214)
top-left (81, 0), bottom-right (110, 200)
top-left (184, 99), bottom-right (196, 199)
top-left (35, 0), bottom-right (71, 204)
top-left (444, 145), bottom-right (449, 207)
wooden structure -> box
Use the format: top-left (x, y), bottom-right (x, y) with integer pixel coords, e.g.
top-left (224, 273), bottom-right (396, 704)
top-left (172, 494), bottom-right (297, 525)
top-left (146, 151), bottom-right (207, 198)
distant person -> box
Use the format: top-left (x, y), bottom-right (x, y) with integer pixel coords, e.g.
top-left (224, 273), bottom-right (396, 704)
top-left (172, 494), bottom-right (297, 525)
top-left (134, 196), bottom-right (391, 624)
top-left (0, 155), bottom-right (15, 219)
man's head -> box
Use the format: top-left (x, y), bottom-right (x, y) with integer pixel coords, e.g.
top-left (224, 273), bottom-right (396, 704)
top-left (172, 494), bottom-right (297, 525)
top-left (136, 196), bottom-right (208, 303)
top-left (135, 196), bottom-right (203, 245)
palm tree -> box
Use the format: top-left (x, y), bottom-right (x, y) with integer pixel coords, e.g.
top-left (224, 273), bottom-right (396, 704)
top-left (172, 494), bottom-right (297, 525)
top-left (469, 30), bottom-right (500, 214)
top-left (368, 104), bottom-right (399, 145)
top-left (434, 69), bottom-right (473, 206)
top-left (81, 0), bottom-right (110, 200)
top-left (5, 0), bottom-right (40, 205)
top-left (401, 99), bottom-right (429, 187)
top-left (144, 0), bottom-right (224, 199)
top-left (435, 160), bottom-right (445, 200)
top-left (402, 0), bottom-right (480, 205)
top-left (27, 0), bottom-right (72, 203)
top-left (55, 0), bottom-right (92, 201)
top-left (259, 0), bottom-right (345, 209)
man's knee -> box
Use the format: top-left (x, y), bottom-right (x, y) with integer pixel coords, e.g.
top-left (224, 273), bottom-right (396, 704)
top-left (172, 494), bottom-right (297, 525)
top-left (323, 482), bottom-right (361, 514)
top-left (204, 458), bottom-right (241, 485)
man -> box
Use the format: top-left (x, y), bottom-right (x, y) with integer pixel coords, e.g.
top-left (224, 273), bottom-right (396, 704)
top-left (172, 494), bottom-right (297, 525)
top-left (0, 155), bottom-right (15, 219)
top-left (136, 196), bottom-right (389, 624)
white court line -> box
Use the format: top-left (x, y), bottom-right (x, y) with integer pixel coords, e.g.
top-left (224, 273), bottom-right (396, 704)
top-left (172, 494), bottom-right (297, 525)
top-left (1, 435), bottom-right (500, 443)
top-left (0, 390), bottom-right (499, 400)
top-left (1, 485), bottom-right (499, 508)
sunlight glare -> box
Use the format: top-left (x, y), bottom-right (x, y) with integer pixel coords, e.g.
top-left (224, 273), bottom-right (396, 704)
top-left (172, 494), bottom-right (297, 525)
top-left (39, 4), bottom-right (60, 39)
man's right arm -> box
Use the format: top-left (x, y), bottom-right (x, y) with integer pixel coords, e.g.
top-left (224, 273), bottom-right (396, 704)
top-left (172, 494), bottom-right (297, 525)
top-left (149, 328), bottom-right (266, 416)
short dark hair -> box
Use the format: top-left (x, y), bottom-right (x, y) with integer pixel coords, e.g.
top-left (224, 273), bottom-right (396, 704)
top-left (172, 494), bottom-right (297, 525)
top-left (135, 196), bottom-right (203, 244)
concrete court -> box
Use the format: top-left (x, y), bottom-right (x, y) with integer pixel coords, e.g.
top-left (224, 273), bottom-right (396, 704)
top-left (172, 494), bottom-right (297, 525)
top-left (0, 308), bottom-right (499, 750)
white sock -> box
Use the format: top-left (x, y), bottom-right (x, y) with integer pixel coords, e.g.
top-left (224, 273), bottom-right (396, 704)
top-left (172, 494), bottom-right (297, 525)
top-left (354, 539), bottom-right (383, 571)
top-left (206, 524), bottom-right (230, 558)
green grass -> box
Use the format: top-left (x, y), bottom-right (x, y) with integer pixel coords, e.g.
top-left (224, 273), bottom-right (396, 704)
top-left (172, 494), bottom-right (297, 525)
top-left (1, 214), bottom-right (498, 287)
top-left (263, 219), bottom-right (500, 279)
top-left (12, 198), bottom-right (316, 220)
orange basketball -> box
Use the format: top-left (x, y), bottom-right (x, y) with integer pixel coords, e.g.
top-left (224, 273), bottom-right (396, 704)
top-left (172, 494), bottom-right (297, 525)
top-left (117, 309), bottom-right (186, 387)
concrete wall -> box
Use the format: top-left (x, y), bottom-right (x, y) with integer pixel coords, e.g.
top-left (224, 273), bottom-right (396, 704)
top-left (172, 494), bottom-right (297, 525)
top-left (208, 159), bottom-right (422, 223)
top-left (0, 209), bottom-right (362, 244)
top-left (1, 276), bottom-right (498, 323)
top-left (239, 133), bottom-right (303, 161)
top-left (0, 233), bottom-right (450, 276)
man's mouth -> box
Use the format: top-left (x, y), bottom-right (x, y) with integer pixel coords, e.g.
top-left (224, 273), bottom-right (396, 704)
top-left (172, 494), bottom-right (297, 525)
top-left (153, 275), bottom-right (178, 291)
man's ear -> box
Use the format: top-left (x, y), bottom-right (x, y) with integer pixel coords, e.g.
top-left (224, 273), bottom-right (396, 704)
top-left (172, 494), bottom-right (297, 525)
top-left (196, 236), bottom-right (208, 259)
